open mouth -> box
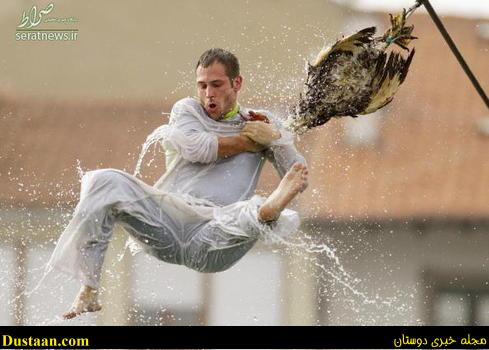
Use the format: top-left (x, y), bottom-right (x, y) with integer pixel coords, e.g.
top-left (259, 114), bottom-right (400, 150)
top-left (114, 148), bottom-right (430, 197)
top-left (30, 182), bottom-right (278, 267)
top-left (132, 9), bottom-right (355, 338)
top-left (208, 102), bottom-right (217, 110)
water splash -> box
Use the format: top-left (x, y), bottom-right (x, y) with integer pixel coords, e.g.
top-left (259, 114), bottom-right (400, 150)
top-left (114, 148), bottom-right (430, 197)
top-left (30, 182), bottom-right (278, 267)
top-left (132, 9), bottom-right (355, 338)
top-left (265, 230), bottom-right (394, 308)
top-left (76, 159), bottom-right (85, 179)
top-left (133, 124), bottom-right (169, 178)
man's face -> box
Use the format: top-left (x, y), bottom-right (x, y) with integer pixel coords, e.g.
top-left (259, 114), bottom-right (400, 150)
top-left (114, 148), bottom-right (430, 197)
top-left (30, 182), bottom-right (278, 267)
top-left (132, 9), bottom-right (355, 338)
top-left (196, 62), bottom-right (242, 120)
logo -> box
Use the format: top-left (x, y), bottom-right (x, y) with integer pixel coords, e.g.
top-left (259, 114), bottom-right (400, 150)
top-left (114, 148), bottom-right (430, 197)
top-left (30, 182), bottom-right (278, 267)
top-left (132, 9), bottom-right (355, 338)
top-left (16, 3), bottom-right (79, 41)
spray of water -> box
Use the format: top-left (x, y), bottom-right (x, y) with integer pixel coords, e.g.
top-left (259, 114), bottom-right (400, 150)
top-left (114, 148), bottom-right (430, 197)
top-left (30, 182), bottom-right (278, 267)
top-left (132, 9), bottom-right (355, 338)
top-left (133, 124), bottom-right (169, 178)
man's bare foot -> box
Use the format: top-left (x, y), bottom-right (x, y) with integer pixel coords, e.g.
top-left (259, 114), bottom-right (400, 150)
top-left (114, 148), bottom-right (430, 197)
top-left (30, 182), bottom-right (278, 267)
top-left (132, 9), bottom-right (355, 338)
top-left (63, 285), bottom-right (102, 320)
top-left (258, 162), bottom-right (308, 222)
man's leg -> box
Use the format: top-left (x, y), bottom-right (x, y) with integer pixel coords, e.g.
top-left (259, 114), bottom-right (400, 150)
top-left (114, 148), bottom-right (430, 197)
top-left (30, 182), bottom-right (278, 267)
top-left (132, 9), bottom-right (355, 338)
top-left (50, 169), bottom-right (183, 320)
top-left (62, 286), bottom-right (101, 319)
top-left (62, 215), bottom-right (182, 320)
top-left (184, 162), bottom-right (308, 273)
top-left (61, 164), bottom-right (308, 317)
top-left (258, 162), bottom-right (308, 222)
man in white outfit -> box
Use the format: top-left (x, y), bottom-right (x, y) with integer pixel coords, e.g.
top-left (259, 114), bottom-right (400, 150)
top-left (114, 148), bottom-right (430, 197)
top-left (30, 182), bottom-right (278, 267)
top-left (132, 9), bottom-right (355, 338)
top-left (51, 48), bottom-right (308, 319)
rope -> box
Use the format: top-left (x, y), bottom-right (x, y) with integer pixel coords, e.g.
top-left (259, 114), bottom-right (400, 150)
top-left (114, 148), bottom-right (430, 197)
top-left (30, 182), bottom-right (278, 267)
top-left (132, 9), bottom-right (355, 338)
top-left (420, 0), bottom-right (489, 109)
top-left (386, 36), bottom-right (399, 44)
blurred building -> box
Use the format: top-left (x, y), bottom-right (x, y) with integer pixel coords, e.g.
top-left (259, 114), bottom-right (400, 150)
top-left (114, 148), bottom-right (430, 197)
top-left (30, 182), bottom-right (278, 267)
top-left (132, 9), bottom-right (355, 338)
top-left (0, 1), bottom-right (488, 325)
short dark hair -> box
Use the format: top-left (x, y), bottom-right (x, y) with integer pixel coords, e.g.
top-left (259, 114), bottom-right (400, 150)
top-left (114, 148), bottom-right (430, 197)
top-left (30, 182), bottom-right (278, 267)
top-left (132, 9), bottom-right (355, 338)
top-left (196, 48), bottom-right (240, 80)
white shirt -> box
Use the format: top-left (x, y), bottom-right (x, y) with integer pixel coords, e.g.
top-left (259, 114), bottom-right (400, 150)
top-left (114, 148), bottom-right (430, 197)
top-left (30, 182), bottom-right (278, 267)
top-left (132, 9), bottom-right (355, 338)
top-left (154, 97), bottom-right (306, 206)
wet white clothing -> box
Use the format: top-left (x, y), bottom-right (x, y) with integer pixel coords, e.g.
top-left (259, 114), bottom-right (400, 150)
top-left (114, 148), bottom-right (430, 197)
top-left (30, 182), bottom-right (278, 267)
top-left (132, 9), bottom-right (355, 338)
top-left (46, 97), bottom-right (306, 288)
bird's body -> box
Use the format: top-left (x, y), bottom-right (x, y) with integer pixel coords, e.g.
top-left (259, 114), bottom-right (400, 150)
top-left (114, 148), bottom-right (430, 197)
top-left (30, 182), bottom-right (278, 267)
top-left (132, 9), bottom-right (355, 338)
top-left (287, 6), bottom-right (419, 134)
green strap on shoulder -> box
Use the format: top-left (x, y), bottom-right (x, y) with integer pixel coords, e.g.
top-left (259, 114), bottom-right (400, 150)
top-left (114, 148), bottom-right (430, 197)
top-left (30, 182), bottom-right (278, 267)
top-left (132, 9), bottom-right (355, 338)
top-left (221, 103), bottom-right (240, 121)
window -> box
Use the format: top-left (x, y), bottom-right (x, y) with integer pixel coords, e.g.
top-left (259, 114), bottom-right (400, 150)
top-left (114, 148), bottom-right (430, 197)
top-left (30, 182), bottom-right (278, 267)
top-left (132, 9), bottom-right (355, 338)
top-left (426, 270), bottom-right (489, 326)
top-left (432, 290), bottom-right (489, 326)
top-left (476, 22), bottom-right (489, 40)
top-left (476, 116), bottom-right (489, 137)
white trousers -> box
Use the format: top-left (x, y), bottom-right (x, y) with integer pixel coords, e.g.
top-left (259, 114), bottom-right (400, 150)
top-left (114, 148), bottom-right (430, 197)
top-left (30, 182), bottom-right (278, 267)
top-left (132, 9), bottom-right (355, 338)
top-left (46, 169), bottom-right (300, 288)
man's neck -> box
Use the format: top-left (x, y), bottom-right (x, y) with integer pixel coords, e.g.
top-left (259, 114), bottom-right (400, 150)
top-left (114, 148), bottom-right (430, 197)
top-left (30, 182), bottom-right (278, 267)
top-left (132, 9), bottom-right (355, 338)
top-left (220, 103), bottom-right (240, 121)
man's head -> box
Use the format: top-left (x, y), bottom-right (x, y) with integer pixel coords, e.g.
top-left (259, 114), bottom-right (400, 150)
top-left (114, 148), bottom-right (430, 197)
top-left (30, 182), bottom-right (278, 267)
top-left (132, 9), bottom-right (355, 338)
top-left (195, 48), bottom-right (243, 120)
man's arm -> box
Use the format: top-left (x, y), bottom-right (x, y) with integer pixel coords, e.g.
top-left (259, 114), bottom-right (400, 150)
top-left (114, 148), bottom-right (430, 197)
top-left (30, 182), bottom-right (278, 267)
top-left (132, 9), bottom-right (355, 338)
top-left (217, 135), bottom-right (266, 159)
top-left (241, 115), bottom-right (308, 189)
top-left (265, 143), bottom-right (307, 175)
top-left (166, 99), bottom-right (269, 163)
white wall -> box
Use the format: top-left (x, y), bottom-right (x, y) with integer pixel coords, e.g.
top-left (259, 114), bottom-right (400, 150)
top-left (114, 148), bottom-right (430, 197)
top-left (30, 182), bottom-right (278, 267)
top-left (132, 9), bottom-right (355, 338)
top-left (208, 248), bottom-right (284, 325)
top-left (131, 252), bottom-right (203, 307)
top-left (24, 246), bottom-right (99, 325)
top-left (0, 246), bottom-right (15, 325)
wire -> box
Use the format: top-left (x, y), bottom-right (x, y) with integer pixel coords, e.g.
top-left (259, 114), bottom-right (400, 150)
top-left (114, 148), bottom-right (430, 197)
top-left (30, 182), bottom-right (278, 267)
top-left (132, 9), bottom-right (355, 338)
top-left (420, 0), bottom-right (489, 109)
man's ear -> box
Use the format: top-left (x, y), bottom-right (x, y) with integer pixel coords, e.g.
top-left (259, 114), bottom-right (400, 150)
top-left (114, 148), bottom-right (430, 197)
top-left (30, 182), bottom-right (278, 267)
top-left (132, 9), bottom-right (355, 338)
top-left (233, 75), bottom-right (243, 92)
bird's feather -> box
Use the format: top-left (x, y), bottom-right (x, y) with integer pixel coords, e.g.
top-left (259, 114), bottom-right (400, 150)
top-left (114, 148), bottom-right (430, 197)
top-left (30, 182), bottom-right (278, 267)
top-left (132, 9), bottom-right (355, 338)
top-left (287, 8), bottom-right (417, 134)
top-left (362, 48), bottom-right (415, 114)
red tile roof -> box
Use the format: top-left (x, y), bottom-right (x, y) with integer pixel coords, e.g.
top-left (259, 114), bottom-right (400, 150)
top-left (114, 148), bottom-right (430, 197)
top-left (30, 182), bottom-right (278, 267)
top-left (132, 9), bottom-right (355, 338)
top-left (0, 95), bottom-right (167, 208)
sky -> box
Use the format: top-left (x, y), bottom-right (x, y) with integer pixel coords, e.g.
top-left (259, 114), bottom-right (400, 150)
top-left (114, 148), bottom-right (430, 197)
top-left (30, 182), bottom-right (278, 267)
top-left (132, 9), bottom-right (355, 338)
top-left (334, 0), bottom-right (489, 19)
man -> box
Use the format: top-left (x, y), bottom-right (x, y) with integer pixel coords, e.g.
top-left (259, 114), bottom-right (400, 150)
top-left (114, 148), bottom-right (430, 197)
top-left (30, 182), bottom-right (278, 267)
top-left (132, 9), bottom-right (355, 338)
top-left (47, 48), bottom-right (308, 319)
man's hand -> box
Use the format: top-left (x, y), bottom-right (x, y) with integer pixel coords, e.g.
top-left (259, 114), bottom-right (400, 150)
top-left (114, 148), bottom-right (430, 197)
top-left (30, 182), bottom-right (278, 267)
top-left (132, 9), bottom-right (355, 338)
top-left (246, 110), bottom-right (270, 123)
top-left (241, 121), bottom-right (281, 146)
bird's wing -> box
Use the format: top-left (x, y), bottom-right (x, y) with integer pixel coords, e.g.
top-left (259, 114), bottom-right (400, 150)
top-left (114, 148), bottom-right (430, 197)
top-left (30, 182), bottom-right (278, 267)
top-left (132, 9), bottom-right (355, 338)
top-left (312, 26), bottom-right (376, 67)
top-left (362, 48), bottom-right (415, 114)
